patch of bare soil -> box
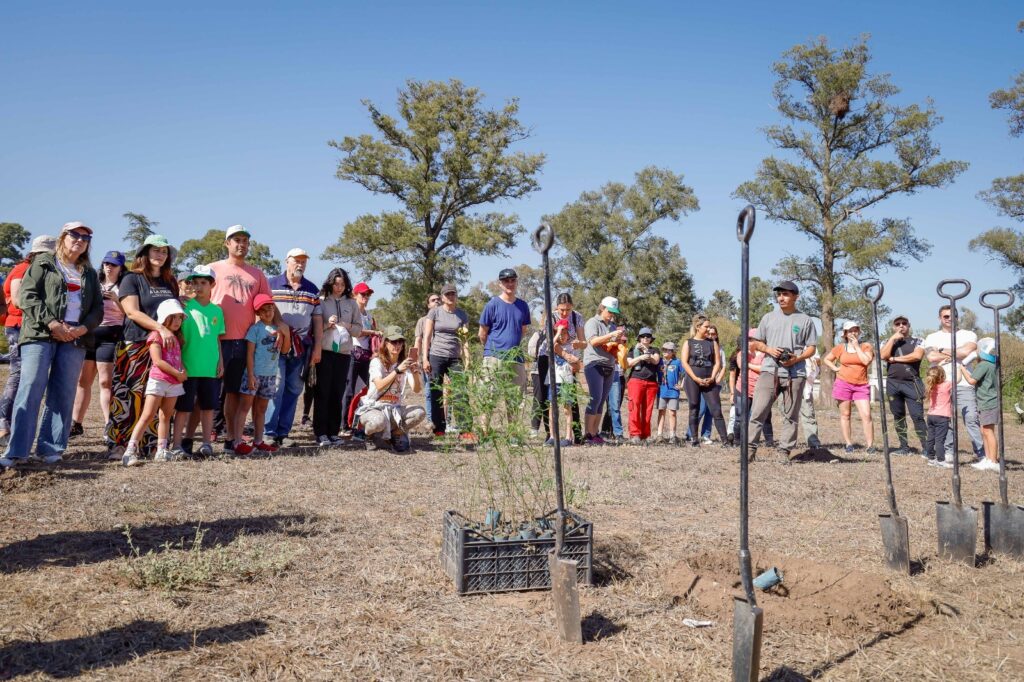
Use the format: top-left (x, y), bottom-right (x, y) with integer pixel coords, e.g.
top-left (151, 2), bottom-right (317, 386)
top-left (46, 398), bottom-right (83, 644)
top-left (664, 550), bottom-right (922, 639)
top-left (0, 467), bottom-right (57, 494)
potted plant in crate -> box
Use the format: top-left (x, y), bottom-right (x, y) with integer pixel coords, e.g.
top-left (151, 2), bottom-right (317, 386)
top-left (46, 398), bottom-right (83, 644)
top-left (439, 342), bottom-right (593, 595)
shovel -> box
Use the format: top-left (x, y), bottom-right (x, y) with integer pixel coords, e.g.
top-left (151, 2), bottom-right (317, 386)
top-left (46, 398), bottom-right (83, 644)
top-left (979, 290), bottom-right (1024, 558)
top-left (733, 205), bottom-right (763, 682)
top-left (863, 280), bottom-right (911, 573)
top-left (533, 223), bottom-right (582, 644)
top-left (935, 279), bottom-right (978, 566)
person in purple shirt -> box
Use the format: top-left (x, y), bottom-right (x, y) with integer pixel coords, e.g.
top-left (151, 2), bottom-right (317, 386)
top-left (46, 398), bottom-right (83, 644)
top-left (478, 267), bottom-right (532, 393)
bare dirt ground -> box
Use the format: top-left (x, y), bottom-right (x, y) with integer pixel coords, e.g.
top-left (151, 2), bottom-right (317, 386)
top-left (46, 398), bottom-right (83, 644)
top-left (2, 383), bottom-right (1023, 680)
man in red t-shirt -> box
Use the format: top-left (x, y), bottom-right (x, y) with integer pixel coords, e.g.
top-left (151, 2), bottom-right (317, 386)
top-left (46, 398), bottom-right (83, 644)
top-left (209, 225), bottom-right (288, 453)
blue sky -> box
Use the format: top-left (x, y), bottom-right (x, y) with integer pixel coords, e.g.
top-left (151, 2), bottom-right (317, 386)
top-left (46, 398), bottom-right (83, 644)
top-left (1, 1), bottom-right (1021, 335)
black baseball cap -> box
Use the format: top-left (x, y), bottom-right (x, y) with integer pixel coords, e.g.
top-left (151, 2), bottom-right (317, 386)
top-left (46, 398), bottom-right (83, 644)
top-left (773, 280), bottom-right (799, 294)
top-left (498, 268), bottom-right (518, 280)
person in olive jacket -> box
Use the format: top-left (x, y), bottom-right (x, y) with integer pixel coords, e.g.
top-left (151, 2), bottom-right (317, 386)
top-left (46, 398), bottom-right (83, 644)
top-left (0, 222), bottom-right (103, 468)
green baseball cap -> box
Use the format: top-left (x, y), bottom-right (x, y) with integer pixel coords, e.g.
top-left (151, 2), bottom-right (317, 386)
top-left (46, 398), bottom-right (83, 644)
top-left (382, 325), bottom-right (406, 341)
top-left (137, 234), bottom-right (177, 260)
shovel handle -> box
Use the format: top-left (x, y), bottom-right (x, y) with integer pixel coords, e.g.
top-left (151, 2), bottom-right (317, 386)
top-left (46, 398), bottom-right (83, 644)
top-left (936, 279), bottom-right (971, 302)
top-left (980, 289), bottom-right (1015, 312)
top-left (532, 223), bottom-right (555, 255)
top-left (862, 279), bottom-right (884, 304)
top-left (736, 205), bottom-right (756, 244)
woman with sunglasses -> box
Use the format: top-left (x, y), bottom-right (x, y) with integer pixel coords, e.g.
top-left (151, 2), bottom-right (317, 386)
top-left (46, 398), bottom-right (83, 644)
top-left (422, 283), bottom-right (470, 438)
top-left (681, 316), bottom-right (731, 448)
top-left (1, 222), bottom-right (103, 468)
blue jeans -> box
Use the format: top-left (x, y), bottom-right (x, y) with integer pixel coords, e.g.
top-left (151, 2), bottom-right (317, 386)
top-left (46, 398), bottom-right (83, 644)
top-left (0, 326), bottom-right (22, 432)
top-left (423, 370), bottom-right (433, 424)
top-left (264, 344), bottom-right (310, 440)
top-left (607, 375), bottom-right (624, 437)
top-left (3, 341), bottom-right (85, 459)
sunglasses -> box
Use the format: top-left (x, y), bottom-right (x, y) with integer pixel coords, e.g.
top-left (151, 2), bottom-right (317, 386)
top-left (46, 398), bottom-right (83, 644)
top-left (67, 232), bottom-right (92, 242)
top-left (941, 314), bottom-right (951, 320)
top-left (429, 298), bottom-right (441, 304)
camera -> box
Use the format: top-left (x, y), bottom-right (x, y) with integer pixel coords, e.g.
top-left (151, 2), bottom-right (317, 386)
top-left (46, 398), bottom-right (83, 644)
top-left (776, 349), bottom-right (795, 365)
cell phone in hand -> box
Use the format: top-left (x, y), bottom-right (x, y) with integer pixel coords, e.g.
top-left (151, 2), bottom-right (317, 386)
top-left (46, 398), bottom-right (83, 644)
top-left (409, 347), bottom-right (419, 362)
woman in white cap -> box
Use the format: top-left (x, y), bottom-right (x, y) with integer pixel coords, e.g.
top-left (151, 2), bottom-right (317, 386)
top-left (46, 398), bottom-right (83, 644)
top-left (0, 223), bottom-right (103, 468)
top-left (582, 296), bottom-right (626, 445)
top-left (105, 234), bottom-right (180, 458)
top-left (823, 321), bottom-right (874, 453)
top-left (0, 235), bottom-right (56, 445)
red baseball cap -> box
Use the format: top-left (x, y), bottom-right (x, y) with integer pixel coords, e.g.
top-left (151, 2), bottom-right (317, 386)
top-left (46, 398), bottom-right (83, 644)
top-left (252, 293), bottom-right (275, 312)
top-left (555, 318), bottom-right (569, 328)
top-left (353, 282), bottom-right (374, 295)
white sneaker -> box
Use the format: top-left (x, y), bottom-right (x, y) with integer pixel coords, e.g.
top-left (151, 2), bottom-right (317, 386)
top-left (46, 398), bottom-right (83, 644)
top-left (701, 436), bottom-right (713, 445)
top-left (122, 445), bottom-right (141, 467)
top-left (972, 458), bottom-right (1000, 471)
top-left (944, 454), bottom-right (955, 464)
top-left (153, 448), bottom-right (171, 462)
top-left (41, 454), bottom-right (63, 464)
top-left (936, 460), bottom-right (954, 469)
top-left (317, 435), bottom-right (331, 448)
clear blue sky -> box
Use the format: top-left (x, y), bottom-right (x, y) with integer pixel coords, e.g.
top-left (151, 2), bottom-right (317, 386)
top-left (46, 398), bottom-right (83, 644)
top-left (2, 1), bottom-right (1021, 336)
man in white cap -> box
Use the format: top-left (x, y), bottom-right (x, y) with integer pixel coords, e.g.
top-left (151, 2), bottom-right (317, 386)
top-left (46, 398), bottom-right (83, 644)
top-left (209, 225), bottom-right (285, 452)
top-left (264, 248), bottom-right (323, 446)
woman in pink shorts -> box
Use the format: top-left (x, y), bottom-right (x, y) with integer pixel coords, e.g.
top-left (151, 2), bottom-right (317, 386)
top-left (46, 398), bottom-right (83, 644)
top-left (824, 321), bottom-right (875, 453)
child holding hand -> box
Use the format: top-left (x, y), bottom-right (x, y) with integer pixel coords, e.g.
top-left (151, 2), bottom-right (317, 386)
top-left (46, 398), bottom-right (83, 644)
top-left (123, 299), bottom-right (187, 466)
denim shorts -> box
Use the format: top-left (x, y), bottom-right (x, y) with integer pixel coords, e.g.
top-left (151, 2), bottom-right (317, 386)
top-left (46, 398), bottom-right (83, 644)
top-left (241, 372), bottom-right (278, 399)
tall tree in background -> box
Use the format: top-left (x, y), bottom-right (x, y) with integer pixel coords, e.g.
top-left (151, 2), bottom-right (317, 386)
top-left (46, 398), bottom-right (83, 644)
top-left (544, 167), bottom-right (700, 341)
top-left (177, 229), bottom-right (281, 275)
top-left (123, 212), bottom-right (157, 252)
top-left (323, 79), bottom-right (545, 325)
top-left (736, 36), bottom-right (966, 397)
top-left (969, 21), bottom-right (1024, 330)
top-left (0, 222), bottom-right (31, 275)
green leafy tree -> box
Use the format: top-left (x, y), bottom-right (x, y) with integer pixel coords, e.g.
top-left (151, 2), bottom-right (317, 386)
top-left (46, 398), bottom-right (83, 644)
top-left (544, 167), bottom-right (701, 338)
top-left (177, 229), bottom-right (281, 275)
top-left (970, 21), bottom-right (1024, 330)
top-left (0, 222), bottom-right (31, 275)
top-left (704, 289), bottom-right (738, 322)
top-left (735, 36), bottom-right (966, 397)
top-left (323, 79), bottom-right (545, 325)
top-left (123, 212), bottom-right (157, 252)
top-left (484, 264), bottom-right (545, 316)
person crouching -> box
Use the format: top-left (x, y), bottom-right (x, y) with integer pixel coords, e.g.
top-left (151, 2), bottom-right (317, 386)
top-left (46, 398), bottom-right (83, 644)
top-left (354, 326), bottom-right (425, 453)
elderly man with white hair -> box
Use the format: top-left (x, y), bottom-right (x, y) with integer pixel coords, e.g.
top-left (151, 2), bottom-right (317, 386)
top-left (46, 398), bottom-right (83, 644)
top-left (264, 247), bottom-right (323, 446)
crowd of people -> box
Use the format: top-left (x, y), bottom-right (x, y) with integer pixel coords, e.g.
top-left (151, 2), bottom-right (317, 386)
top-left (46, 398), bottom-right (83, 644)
top-left (0, 224), bottom-right (1009, 472)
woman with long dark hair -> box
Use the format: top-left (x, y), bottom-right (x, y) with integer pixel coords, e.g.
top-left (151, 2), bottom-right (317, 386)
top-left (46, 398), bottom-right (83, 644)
top-left (70, 250), bottom-right (126, 436)
top-left (314, 268), bottom-right (361, 446)
top-left (104, 235), bottom-right (179, 458)
top-left (354, 325), bottom-right (424, 452)
top-left (0, 222), bottom-right (103, 468)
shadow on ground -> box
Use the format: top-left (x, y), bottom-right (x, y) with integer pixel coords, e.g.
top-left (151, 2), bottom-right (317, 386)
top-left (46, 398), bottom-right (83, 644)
top-left (0, 618), bottom-right (267, 679)
top-left (0, 514), bottom-right (320, 573)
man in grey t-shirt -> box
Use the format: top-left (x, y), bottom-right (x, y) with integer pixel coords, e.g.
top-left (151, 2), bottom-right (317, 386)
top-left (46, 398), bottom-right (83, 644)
top-left (747, 280), bottom-right (819, 458)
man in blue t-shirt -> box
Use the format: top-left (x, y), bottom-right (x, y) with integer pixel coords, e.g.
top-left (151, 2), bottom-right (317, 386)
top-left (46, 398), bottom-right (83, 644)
top-left (478, 267), bottom-right (532, 393)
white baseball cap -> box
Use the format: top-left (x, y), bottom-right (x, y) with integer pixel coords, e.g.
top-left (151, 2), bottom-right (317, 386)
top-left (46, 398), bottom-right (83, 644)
top-left (842, 320), bottom-right (860, 332)
top-left (225, 225), bottom-right (250, 239)
top-left (286, 248), bottom-right (309, 259)
top-left (156, 299), bottom-right (185, 325)
top-left (600, 296), bottom-right (620, 314)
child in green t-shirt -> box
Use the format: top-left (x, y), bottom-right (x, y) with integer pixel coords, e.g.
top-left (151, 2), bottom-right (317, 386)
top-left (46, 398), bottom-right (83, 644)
top-left (172, 265), bottom-right (225, 457)
top-left (961, 337), bottom-right (1000, 472)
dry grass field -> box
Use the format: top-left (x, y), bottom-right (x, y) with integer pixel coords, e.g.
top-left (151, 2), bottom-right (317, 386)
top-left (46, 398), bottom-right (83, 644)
top-left (1, 381), bottom-right (1023, 681)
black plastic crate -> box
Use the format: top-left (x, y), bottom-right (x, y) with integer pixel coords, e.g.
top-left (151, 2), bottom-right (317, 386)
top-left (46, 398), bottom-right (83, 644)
top-left (440, 509), bottom-right (593, 595)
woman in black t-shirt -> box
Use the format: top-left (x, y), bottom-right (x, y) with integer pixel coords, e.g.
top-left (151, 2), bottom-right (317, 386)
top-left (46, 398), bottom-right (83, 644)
top-left (625, 327), bottom-right (660, 444)
top-left (682, 318), bottom-right (731, 447)
top-left (105, 235), bottom-right (179, 458)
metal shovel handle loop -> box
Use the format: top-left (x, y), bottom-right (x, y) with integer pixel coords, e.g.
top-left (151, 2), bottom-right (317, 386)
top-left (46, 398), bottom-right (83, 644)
top-left (862, 279), bottom-right (884, 304)
top-left (936, 279), bottom-right (971, 301)
top-left (980, 289), bottom-right (1015, 312)
top-left (736, 205), bottom-right (756, 244)
top-left (532, 223), bottom-right (555, 255)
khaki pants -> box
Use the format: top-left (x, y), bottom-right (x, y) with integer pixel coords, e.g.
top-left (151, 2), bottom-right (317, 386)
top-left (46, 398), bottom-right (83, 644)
top-left (748, 372), bottom-right (805, 452)
top-left (482, 356), bottom-right (527, 392)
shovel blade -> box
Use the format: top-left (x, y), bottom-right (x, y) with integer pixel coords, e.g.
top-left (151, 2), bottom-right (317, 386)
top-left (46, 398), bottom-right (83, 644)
top-left (878, 513), bottom-right (911, 574)
top-left (936, 501), bottom-right (978, 566)
top-left (732, 597), bottom-right (763, 682)
top-left (983, 501), bottom-right (1024, 559)
top-left (548, 551), bottom-right (582, 644)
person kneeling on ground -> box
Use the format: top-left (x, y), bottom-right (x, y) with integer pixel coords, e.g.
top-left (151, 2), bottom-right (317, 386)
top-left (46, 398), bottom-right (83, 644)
top-left (354, 326), bottom-right (425, 453)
